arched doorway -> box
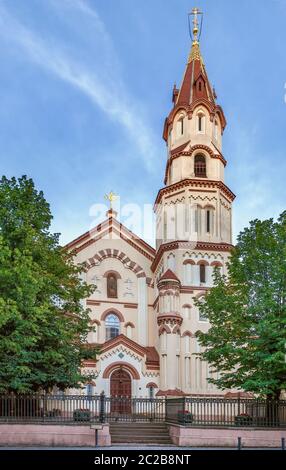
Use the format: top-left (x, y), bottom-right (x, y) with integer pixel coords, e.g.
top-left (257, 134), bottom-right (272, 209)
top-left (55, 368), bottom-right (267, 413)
top-left (110, 369), bottom-right (131, 398)
top-left (110, 369), bottom-right (132, 414)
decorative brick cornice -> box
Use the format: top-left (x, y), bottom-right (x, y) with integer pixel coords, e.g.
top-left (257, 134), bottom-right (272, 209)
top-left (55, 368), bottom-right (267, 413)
top-left (155, 178), bottom-right (235, 208)
top-left (157, 313), bottom-right (183, 327)
top-left (152, 240), bottom-right (234, 272)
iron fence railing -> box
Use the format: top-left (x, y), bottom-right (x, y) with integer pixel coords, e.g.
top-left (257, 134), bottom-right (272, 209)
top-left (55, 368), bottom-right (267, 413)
top-left (165, 397), bottom-right (286, 428)
top-left (0, 394), bottom-right (165, 425)
top-left (0, 394), bottom-right (285, 428)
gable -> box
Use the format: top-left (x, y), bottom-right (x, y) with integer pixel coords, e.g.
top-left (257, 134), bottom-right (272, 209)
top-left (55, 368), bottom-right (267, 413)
top-left (66, 216), bottom-right (155, 264)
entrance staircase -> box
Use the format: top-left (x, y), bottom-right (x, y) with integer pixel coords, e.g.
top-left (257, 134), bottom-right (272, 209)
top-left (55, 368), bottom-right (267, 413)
top-left (110, 422), bottom-right (172, 445)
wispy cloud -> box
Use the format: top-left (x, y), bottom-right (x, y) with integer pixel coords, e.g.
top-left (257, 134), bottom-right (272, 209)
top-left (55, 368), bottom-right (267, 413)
top-left (229, 124), bottom-right (286, 240)
top-left (0, 0), bottom-right (158, 171)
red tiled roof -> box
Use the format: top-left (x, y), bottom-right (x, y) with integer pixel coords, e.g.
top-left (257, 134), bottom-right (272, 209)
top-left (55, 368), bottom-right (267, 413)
top-left (145, 347), bottom-right (160, 369)
top-left (86, 335), bottom-right (160, 370)
top-left (159, 269), bottom-right (180, 282)
top-left (224, 392), bottom-right (255, 399)
top-left (156, 389), bottom-right (186, 397)
top-left (170, 141), bottom-right (190, 157)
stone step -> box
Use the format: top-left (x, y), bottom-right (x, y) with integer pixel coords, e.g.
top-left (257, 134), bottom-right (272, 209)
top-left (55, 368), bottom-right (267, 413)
top-left (111, 433), bottom-right (170, 439)
top-left (110, 422), bottom-right (171, 445)
top-left (110, 425), bottom-right (168, 430)
top-left (112, 438), bottom-right (172, 444)
top-left (110, 424), bottom-right (168, 428)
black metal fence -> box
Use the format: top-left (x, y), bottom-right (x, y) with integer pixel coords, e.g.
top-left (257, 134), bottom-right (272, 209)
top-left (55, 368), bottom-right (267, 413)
top-left (0, 394), bottom-right (165, 425)
top-left (165, 397), bottom-right (286, 428)
top-left (0, 394), bottom-right (285, 428)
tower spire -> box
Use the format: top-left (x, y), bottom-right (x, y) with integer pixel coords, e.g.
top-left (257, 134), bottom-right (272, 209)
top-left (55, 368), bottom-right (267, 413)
top-left (163, 7), bottom-right (226, 145)
top-left (188, 6), bottom-right (203, 63)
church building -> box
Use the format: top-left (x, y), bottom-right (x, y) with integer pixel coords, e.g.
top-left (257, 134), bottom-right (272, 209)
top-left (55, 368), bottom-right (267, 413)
top-left (66, 9), bottom-right (235, 399)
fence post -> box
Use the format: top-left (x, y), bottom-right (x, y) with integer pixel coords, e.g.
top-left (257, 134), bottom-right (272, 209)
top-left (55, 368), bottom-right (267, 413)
top-left (183, 397), bottom-right (187, 425)
top-left (282, 437), bottom-right (285, 451)
top-left (42, 394), bottom-right (46, 423)
top-left (237, 436), bottom-right (242, 450)
top-left (99, 391), bottom-right (106, 423)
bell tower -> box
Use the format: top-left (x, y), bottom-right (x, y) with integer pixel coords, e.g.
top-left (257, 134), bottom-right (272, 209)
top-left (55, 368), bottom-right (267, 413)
top-left (153, 8), bottom-right (236, 396)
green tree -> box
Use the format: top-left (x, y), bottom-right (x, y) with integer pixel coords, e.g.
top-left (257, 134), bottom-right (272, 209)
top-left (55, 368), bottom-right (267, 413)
top-left (195, 212), bottom-right (286, 399)
top-left (0, 175), bottom-right (98, 393)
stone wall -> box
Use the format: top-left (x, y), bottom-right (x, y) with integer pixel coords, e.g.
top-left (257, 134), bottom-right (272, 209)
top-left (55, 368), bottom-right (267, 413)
top-left (0, 424), bottom-right (111, 447)
top-left (169, 425), bottom-right (286, 448)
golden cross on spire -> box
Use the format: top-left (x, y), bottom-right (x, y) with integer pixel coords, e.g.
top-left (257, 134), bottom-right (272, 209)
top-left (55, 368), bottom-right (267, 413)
top-left (104, 191), bottom-right (118, 210)
top-left (191, 6), bottom-right (202, 44)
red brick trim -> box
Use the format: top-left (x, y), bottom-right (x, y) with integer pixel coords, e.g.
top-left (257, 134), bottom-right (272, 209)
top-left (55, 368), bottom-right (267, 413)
top-left (182, 331), bottom-right (194, 338)
top-left (155, 178), bottom-right (235, 207)
top-left (152, 241), bottom-right (233, 272)
top-left (183, 259), bottom-right (196, 265)
top-left (100, 334), bottom-right (147, 358)
top-left (211, 261), bottom-right (223, 267)
top-left (146, 382), bottom-right (158, 388)
top-left (158, 325), bottom-right (172, 335)
top-left (173, 325), bottom-right (181, 334)
top-left (197, 260), bottom-right (209, 266)
top-left (102, 362), bottom-right (140, 380)
top-left (103, 270), bottom-right (122, 279)
top-left (100, 308), bottom-right (125, 322)
top-left (87, 300), bottom-right (138, 308)
top-left (66, 218), bottom-right (155, 262)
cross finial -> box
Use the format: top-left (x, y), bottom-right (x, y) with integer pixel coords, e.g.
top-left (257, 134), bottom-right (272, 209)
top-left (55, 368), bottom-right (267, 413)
top-left (104, 191), bottom-right (118, 210)
top-left (190, 6), bottom-right (203, 44)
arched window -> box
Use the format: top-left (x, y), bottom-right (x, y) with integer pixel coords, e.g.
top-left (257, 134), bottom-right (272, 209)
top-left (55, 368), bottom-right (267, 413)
top-left (167, 253), bottom-right (176, 271)
top-left (200, 264), bottom-right (206, 284)
top-left (160, 331), bottom-right (167, 351)
top-left (183, 305), bottom-right (192, 320)
top-left (105, 313), bottom-right (120, 340)
top-left (206, 209), bottom-right (211, 233)
top-left (194, 155), bottom-right (206, 178)
top-left (194, 205), bottom-right (202, 235)
top-left (183, 262), bottom-right (193, 286)
top-left (177, 117), bottom-right (184, 136)
top-left (125, 323), bottom-right (134, 339)
top-left (214, 120), bottom-right (219, 140)
top-left (197, 113), bottom-right (205, 133)
top-left (86, 383), bottom-right (93, 397)
top-left (176, 332), bottom-right (181, 351)
top-left (185, 335), bottom-right (191, 353)
top-left (107, 273), bottom-right (118, 298)
top-left (199, 309), bottom-right (208, 322)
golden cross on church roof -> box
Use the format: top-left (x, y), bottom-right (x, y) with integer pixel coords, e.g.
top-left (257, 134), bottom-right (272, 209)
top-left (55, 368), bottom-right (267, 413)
top-left (190, 6), bottom-right (203, 44)
top-left (104, 191), bottom-right (118, 210)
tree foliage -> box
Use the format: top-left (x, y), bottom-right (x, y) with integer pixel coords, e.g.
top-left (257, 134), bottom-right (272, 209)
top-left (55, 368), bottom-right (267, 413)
top-left (0, 176), bottom-right (97, 393)
top-left (195, 212), bottom-right (286, 398)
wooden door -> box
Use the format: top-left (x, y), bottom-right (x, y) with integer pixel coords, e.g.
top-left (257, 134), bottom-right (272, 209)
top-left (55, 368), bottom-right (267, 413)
top-left (110, 369), bottom-right (131, 414)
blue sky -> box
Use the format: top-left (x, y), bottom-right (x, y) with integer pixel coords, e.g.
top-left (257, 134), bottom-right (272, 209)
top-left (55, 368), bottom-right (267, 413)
top-left (0, 0), bottom-right (285, 246)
